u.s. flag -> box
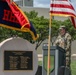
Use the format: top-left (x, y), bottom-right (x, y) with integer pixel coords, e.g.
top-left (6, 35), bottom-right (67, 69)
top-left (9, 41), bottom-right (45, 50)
top-left (50, 0), bottom-right (76, 28)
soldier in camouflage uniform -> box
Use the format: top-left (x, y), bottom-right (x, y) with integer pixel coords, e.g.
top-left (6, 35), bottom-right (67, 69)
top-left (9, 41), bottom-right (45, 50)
top-left (54, 26), bottom-right (71, 68)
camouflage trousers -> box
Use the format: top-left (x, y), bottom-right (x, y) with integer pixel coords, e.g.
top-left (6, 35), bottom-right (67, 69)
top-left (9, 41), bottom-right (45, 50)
top-left (65, 51), bottom-right (71, 68)
top-left (66, 57), bottom-right (71, 67)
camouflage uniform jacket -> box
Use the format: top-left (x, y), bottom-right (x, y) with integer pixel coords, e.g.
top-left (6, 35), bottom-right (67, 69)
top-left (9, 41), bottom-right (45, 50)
top-left (54, 32), bottom-right (71, 51)
top-left (54, 32), bottom-right (71, 67)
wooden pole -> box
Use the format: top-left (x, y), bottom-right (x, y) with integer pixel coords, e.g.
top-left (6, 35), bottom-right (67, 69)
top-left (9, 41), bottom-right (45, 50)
top-left (47, 14), bottom-right (52, 75)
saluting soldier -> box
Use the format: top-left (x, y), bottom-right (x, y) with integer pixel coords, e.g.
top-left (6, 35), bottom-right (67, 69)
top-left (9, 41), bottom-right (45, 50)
top-left (54, 26), bottom-right (71, 68)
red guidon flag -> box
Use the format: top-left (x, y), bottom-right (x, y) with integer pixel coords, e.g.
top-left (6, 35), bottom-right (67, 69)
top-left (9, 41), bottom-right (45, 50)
top-left (50, 0), bottom-right (76, 28)
top-left (6, 0), bottom-right (30, 29)
top-left (0, 0), bottom-right (38, 41)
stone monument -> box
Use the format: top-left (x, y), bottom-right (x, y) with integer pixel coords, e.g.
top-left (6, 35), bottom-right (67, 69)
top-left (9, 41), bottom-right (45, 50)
top-left (0, 37), bottom-right (38, 75)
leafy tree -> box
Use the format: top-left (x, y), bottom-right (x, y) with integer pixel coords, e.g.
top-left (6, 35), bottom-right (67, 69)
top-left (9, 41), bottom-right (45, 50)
top-left (25, 11), bottom-right (76, 49)
top-left (0, 11), bottom-right (49, 50)
top-left (0, 11), bottom-right (76, 50)
top-left (62, 19), bottom-right (76, 40)
top-left (51, 19), bottom-right (76, 44)
top-left (24, 11), bottom-right (49, 49)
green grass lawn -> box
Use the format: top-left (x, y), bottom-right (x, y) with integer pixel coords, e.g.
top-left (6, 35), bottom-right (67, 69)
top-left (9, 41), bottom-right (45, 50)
top-left (38, 60), bottom-right (76, 75)
top-left (71, 61), bottom-right (76, 75)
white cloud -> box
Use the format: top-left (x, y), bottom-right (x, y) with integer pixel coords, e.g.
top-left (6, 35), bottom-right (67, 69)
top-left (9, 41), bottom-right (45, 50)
top-left (34, 3), bottom-right (50, 8)
top-left (71, 0), bottom-right (76, 10)
top-left (34, 0), bottom-right (50, 8)
top-left (14, 0), bottom-right (76, 10)
top-left (34, 0), bottom-right (76, 10)
top-left (13, 0), bottom-right (19, 1)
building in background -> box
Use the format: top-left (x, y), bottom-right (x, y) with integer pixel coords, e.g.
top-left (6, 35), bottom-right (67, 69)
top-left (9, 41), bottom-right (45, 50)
top-left (14, 0), bottom-right (76, 57)
top-left (14, 0), bottom-right (33, 7)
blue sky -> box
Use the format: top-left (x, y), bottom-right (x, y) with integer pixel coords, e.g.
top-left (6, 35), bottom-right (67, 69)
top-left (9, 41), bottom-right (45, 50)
top-left (71, 0), bottom-right (76, 10)
top-left (14, 0), bottom-right (76, 10)
top-left (34, 0), bottom-right (76, 10)
top-left (34, 0), bottom-right (50, 8)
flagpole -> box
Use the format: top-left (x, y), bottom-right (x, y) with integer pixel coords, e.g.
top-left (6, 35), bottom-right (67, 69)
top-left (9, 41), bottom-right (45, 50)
top-left (47, 13), bottom-right (52, 75)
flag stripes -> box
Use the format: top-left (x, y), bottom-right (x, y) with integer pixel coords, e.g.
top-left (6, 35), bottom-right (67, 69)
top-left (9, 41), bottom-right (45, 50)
top-left (50, 0), bottom-right (76, 28)
top-left (70, 17), bottom-right (76, 28)
top-left (50, 1), bottom-right (76, 17)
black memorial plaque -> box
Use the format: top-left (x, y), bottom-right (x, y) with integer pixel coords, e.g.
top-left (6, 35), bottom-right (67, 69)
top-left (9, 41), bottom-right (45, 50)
top-left (4, 51), bottom-right (33, 70)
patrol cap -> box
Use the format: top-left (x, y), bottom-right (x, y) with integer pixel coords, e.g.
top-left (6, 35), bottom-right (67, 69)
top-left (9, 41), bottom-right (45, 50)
top-left (59, 26), bottom-right (66, 30)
